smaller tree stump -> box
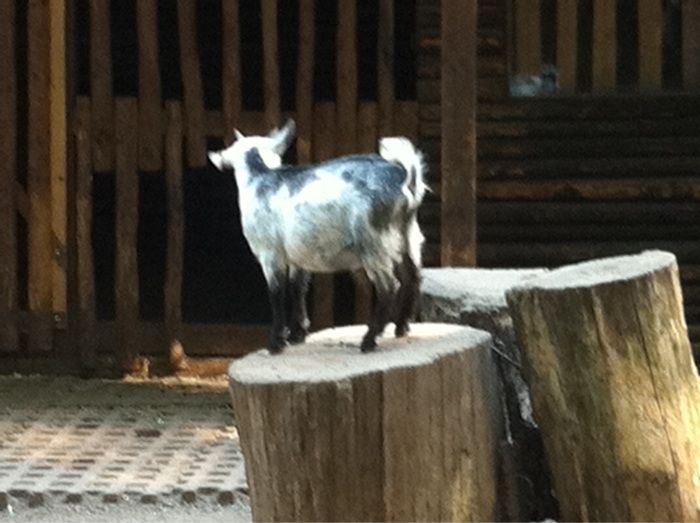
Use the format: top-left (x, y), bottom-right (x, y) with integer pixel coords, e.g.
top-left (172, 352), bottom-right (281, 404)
top-left (507, 250), bottom-right (700, 522)
top-left (228, 323), bottom-right (504, 522)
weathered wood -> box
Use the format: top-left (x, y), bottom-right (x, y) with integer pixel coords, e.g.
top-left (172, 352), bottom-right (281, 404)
top-left (513, 0), bottom-right (541, 77)
top-left (592, 0), bottom-right (616, 91)
top-left (90, 0), bottom-right (113, 172)
top-left (295, 0), bottom-right (314, 163)
top-left (683, 0), bottom-right (700, 90)
top-left (229, 324), bottom-right (504, 522)
top-left (50, 0), bottom-right (67, 326)
top-left (480, 222), bottom-right (700, 242)
top-left (75, 97), bottom-right (96, 371)
top-left (164, 102), bottom-right (184, 340)
top-left (336, 0), bottom-right (357, 155)
top-left (114, 98), bottom-right (140, 371)
top-left (0, 0), bottom-right (18, 352)
top-left (506, 251), bottom-right (700, 521)
top-left (177, 0), bottom-right (206, 167)
top-left (28, 0), bottom-right (54, 352)
top-left (261, 0), bottom-right (281, 128)
top-left (311, 102), bottom-right (336, 329)
top-left (638, 0), bottom-right (663, 90)
top-left (377, 0), bottom-right (394, 135)
top-left (136, 0), bottom-right (163, 170)
top-left (222, 0), bottom-right (242, 145)
top-left (394, 101), bottom-right (419, 141)
top-left (556, 0), bottom-right (578, 91)
top-left (441, 0), bottom-right (477, 266)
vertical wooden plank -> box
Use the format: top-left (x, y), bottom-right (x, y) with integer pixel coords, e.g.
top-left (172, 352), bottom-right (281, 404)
top-left (28, 0), bottom-right (54, 351)
top-left (296, 0), bottom-right (315, 163)
top-left (441, 0), bottom-right (478, 266)
top-left (137, 0), bottom-right (163, 170)
top-left (164, 101), bottom-right (184, 340)
top-left (177, 0), bottom-right (206, 167)
top-left (0, 0), bottom-right (18, 351)
top-left (378, 0), bottom-right (394, 135)
top-left (222, 0), bottom-right (242, 144)
top-left (682, 0), bottom-right (700, 90)
top-left (513, 0), bottom-right (542, 76)
top-left (638, 0), bottom-right (663, 90)
top-left (114, 98), bottom-right (139, 370)
top-left (50, 0), bottom-right (67, 327)
top-left (337, 0), bottom-right (357, 155)
top-left (557, 0), bottom-right (578, 91)
top-left (592, 0), bottom-right (617, 91)
top-left (261, 0), bottom-right (281, 128)
top-left (311, 102), bottom-right (336, 329)
top-left (75, 97), bottom-right (96, 370)
top-left (394, 101), bottom-right (419, 141)
top-left (90, 0), bottom-right (113, 172)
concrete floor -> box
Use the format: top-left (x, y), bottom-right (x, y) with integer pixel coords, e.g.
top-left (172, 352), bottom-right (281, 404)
top-left (0, 375), bottom-right (252, 521)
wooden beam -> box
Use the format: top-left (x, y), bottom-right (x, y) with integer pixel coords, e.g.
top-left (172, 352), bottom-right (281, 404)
top-left (377, 0), bottom-right (395, 135)
top-left (638, 0), bottom-right (663, 91)
top-left (75, 97), bottom-right (96, 371)
top-left (114, 98), bottom-right (140, 371)
top-left (0, 0), bottom-right (18, 351)
top-left (441, 0), bottom-right (478, 266)
top-left (90, 0), bottom-right (113, 172)
top-left (137, 0), bottom-right (163, 170)
top-left (50, 0), bottom-right (67, 326)
top-left (513, 0), bottom-right (542, 77)
top-left (682, 0), bottom-right (700, 90)
top-left (222, 0), bottom-right (242, 145)
top-left (336, 0), bottom-right (357, 154)
top-left (177, 0), bottom-right (206, 167)
top-left (592, 0), bottom-right (616, 91)
top-left (28, 0), bottom-right (54, 351)
top-left (261, 0), bottom-right (281, 128)
top-left (296, 0), bottom-right (315, 163)
top-left (164, 102), bottom-right (184, 341)
top-left (556, 0), bottom-right (578, 91)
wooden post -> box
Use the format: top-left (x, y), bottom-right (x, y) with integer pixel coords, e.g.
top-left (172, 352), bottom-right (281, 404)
top-left (28, 0), bottom-right (54, 352)
top-left (592, 0), bottom-right (616, 91)
top-left (164, 102), bottom-right (184, 341)
top-left (513, 0), bottom-right (542, 77)
top-left (682, 0), bottom-right (700, 90)
top-left (556, 0), bottom-right (578, 92)
top-left (75, 97), bottom-right (96, 371)
top-left (90, 0), bottom-right (113, 172)
top-left (0, 0), bottom-right (18, 352)
top-left (114, 98), bottom-right (139, 371)
top-left (222, 0), bottom-right (242, 145)
top-left (377, 0), bottom-right (395, 135)
top-left (177, 0), bottom-right (206, 167)
top-left (137, 0), bottom-right (163, 170)
top-left (638, 0), bottom-right (663, 91)
top-left (441, 0), bottom-right (477, 266)
top-left (229, 324), bottom-right (504, 522)
top-left (336, 0), bottom-right (357, 155)
top-left (261, 0), bottom-right (281, 129)
top-left (296, 0), bottom-right (315, 164)
top-left (507, 251), bottom-right (700, 521)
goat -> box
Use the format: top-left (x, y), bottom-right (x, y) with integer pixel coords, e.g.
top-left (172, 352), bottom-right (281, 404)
top-left (208, 120), bottom-right (427, 353)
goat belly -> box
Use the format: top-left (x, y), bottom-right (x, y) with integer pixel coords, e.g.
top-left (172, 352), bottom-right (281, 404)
top-left (284, 235), bottom-right (363, 273)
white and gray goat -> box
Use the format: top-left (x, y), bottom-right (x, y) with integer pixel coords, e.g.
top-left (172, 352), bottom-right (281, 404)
top-left (208, 120), bottom-right (427, 352)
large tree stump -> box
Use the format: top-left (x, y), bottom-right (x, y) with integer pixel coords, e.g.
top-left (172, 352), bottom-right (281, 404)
top-left (228, 323), bottom-right (504, 522)
top-left (506, 250), bottom-right (700, 522)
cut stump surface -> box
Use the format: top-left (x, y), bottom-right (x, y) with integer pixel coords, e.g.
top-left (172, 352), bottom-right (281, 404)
top-left (228, 323), bottom-right (504, 522)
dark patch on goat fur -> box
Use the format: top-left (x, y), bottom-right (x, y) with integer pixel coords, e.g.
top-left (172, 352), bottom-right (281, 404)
top-left (246, 149), bottom-right (319, 199)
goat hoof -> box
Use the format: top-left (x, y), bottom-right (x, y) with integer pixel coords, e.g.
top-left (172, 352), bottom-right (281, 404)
top-left (360, 338), bottom-right (377, 353)
top-left (268, 339), bottom-right (289, 355)
top-left (288, 329), bottom-right (308, 345)
top-left (395, 323), bottom-right (410, 338)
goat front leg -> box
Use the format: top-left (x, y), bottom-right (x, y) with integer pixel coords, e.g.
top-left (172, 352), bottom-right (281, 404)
top-left (288, 267), bottom-right (310, 344)
top-left (261, 257), bottom-right (290, 353)
top-left (361, 269), bottom-right (399, 352)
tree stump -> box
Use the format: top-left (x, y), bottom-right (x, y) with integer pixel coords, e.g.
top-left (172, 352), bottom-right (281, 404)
top-left (228, 323), bottom-right (504, 522)
top-left (506, 250), bottom-right (700, 522)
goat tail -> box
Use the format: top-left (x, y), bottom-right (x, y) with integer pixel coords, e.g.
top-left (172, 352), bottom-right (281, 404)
top-left (379, 137), bottom-right (427, 210)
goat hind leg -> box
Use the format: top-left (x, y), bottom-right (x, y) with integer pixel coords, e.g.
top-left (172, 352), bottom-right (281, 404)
top-left (361, 270), bottom-right (398, 352)
top-left (261, 259), bottom-right (290, 353)
top-left (393, 253), bottom-right (420, 338)
top-left (288, 267), bottom-right (310, 344)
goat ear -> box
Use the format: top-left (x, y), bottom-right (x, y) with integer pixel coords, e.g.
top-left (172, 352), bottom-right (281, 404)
top-left (234, 129), bottom-right (245, 140)
top-left (208, 151), bottom-right (225, 171)
top-left (270, 119), bottom-right (296, 155)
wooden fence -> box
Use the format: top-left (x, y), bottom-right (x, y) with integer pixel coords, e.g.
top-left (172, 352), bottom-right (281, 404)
top-left (0, 0), bottom-right (420, 374)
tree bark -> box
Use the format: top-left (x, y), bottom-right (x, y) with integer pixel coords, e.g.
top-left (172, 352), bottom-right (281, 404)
top-left (506, 250), bottom-right (700, 522)
top-left (228, 323), bottom-right (504, 522)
